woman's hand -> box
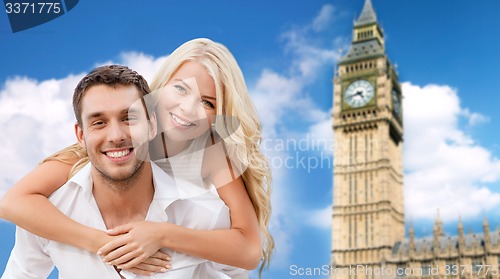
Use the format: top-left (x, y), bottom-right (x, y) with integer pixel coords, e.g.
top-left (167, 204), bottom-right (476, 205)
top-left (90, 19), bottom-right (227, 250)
top-left (98, 221), bottom-right (170, 271)
top-left (121, 251), bottom-right (171, 276)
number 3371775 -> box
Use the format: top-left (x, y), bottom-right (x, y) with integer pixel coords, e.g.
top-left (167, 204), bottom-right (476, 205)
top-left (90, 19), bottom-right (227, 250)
top-left (5, 2), bottom-right (61, 14)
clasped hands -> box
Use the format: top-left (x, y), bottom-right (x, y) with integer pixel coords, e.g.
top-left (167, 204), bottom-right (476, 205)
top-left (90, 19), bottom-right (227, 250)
top-left (97, 221), bottom-right (171, 276)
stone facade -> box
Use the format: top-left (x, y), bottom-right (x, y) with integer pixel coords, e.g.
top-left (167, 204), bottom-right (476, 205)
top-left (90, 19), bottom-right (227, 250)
top-left (331, 1), bottom-right (497, 278)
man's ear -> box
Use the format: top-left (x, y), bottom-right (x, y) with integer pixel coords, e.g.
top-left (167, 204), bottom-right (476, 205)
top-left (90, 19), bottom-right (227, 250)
top-left (74, 122), bottom-right (86, 149)
top-left (148, 112), bottom-right (157, 140)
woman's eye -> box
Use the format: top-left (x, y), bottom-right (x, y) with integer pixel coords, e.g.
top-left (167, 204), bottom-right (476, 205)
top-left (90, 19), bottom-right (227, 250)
top-left (173, 84), bottom-right (187, 95)
top-left (201, 99), bottom-right (215, 109)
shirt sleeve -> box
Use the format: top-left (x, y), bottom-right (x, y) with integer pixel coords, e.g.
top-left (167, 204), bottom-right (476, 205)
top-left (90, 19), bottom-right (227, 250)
top-left (1, 226), bottom-right (54, 279)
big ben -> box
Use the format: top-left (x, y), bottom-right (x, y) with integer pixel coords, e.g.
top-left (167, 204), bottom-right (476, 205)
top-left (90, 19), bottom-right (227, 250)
top-left (331, 0), bottom-right (404, 277)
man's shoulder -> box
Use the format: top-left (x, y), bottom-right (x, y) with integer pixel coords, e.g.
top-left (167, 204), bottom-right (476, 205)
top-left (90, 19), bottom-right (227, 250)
top-left (48, 163), bottom-right (92, 207)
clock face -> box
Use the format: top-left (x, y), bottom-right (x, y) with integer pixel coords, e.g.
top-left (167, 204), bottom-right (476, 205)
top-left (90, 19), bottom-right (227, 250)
top-left (344, 80), bottom-right (375, 108)
top-left (392, 89), bottom-right (401, 116)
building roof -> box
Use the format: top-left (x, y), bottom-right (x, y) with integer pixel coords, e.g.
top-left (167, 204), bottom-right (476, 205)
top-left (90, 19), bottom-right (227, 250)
top-left (391, 230), bottom-right (500, 258)
top-left (355, 0), bottom-right (377, 27)
top-left (338, 40), bottom-right (384, 64)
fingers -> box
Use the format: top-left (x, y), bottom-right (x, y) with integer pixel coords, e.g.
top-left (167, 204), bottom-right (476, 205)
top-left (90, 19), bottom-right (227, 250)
top-left (106, 223), bottom-right (132, 236)
top-left (115, 253), bottom-right (144, 270)
top-left (140, 255), bottom-right (171, 270)
top-left (105, 245), bottom-right (143, 267)
top-left (125, 264), bottom-right (168, 276)
top-left (119, 252), bottom-right (172, 274)
top-left (152, 251), bottom-right (171, 261)
top-left (98, 237), bottom-right (129, 257)
top-left (125, 262), bottom-right (170, 273)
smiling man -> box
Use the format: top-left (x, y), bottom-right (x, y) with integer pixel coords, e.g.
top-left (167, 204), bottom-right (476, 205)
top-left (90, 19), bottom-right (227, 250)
top-left (1, 65), bottom-right (170, 279)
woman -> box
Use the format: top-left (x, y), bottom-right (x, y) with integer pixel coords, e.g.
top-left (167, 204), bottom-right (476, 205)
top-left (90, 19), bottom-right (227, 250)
top-left (0, 38), bottom-right (273, 277)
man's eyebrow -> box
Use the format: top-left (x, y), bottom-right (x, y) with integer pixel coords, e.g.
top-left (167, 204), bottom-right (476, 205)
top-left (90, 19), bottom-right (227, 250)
top-left (173, 79), bottom-right (192, 91)
top-left (86, 112), bottom-right (103, 120)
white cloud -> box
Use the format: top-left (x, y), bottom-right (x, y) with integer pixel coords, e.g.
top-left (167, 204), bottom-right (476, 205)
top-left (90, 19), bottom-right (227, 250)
top-left (95, 52), bottom-right (168, 84)
top-left (402, 82), bottom-right (500, 221)
top-left (307, 111), bottom-right (334, 155)
top-left (305, 205), bottom-right (332, 229)
top-left (0, 75), bottom-right (83, 199)
top-left (312, 5), bottom-right (335, 32)
top-left (461, 108), bottom-right (489, 126)
top-left (0, 53), bottom-right (166, 201)
top-left (117, 52), bottom-right (168, 83)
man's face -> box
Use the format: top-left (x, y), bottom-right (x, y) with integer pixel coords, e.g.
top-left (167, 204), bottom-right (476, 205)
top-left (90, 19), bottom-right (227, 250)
top-left (75, 84), bottom-right (156, 185)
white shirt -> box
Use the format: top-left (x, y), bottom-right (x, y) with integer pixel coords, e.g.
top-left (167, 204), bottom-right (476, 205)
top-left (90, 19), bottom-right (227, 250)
top-left (2, 163), bottom-right (245, 279)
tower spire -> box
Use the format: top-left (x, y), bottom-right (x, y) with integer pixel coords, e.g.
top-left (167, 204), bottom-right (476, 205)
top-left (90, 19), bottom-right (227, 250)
top-left (355, 0), bottom-right (378, 27)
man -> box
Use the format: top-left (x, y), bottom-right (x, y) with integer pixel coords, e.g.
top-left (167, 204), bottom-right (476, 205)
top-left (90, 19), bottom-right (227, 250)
top-left (1, 65), bottom-right (233, 279)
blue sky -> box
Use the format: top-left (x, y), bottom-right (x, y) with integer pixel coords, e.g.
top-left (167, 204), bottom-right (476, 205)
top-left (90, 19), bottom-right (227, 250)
top-left (1, 0), bottom-right (500, 278)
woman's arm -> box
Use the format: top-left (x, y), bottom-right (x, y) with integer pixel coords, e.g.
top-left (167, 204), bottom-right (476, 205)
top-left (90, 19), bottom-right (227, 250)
top-left (164, 175), bottom-right (262, 269)
top-left (101, 177), bottom-right (262, 270)
top-left (101, 142), bottom-right (262, 270)
top-left (0, 160), bottom-right (111, 252)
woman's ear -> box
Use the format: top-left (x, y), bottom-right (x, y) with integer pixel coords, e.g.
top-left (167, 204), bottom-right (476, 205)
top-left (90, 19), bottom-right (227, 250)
top-left (74, 122), bottom-right (86, 149)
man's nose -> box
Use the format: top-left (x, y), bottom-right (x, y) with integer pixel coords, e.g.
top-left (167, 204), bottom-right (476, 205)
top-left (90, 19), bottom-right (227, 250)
top-left (107, 121), bottom-right (127, 143)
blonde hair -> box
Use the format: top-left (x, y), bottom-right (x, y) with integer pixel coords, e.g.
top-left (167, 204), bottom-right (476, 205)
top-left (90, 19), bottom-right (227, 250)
top-left (41, 143), bottom-right (88, 178)
top-left (150, 38), bottom-right (274, 274)
top-left (45, 38), bottom-right (274, 274)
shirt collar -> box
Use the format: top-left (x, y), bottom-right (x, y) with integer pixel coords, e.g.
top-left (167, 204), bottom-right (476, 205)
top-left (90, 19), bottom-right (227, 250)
top-left (67, 162), bottom-right (180, 211)
top-left (67, 163), bottom-right (93, 199)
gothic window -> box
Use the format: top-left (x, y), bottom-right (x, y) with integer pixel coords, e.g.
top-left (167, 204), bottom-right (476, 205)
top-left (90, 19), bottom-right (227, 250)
top-left (354, 135), bottom-right (358, 164)
top-left (354, 219), bottom-right (357, 248)
top-left (350, 135), bottom-right (353, 164)
top-left (349, 217), bottom-right (352, 247)
top-left (354, 175), bottom-right (357, 203)
top-left (370, 172), bottom-right (374, 199)
top-left (365, 134), bottom-right (368, 163)
top-left (371, 215), bottom-right (374, 243)
top-left (369, 134), bottom-right (373, 159)
top-left (349, 175), bottom-right (352, 204)
top-left (365, 175), bottom-right (368, 203)
top-left (365, 218), bottom-right (368, 246)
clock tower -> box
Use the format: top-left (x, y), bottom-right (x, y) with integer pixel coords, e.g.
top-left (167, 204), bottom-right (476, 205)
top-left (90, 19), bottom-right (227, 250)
top-left (331, 0), bottom-right (404, 277)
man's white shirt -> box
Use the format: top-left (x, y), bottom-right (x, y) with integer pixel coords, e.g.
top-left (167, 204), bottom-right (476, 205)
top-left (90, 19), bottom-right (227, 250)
top-left (2, 163), bottom-right (246, 279)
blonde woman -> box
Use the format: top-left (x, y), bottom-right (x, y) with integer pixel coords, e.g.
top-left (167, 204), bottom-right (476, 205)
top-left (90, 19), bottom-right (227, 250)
top-left (0, 38), bottom-right (273, 277)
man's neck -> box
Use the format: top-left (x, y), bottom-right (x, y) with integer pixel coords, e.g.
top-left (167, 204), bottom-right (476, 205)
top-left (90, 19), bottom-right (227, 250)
top-left (91, 162), bottom-right (155, 229)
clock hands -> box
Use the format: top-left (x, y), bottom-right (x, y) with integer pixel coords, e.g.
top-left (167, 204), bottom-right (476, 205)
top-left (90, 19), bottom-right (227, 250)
top-left (345, 80), bottom-right (374, 108)
top-left (348, 90), bottom-right (364, 100)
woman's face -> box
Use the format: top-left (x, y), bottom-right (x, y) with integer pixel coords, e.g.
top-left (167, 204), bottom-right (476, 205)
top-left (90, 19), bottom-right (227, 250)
top-left (157, 61), bottom-right (217, 142)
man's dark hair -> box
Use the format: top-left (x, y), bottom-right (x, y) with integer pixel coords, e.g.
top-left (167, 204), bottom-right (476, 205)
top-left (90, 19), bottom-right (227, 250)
top-left (73, 65), bottom-right (151, 125)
